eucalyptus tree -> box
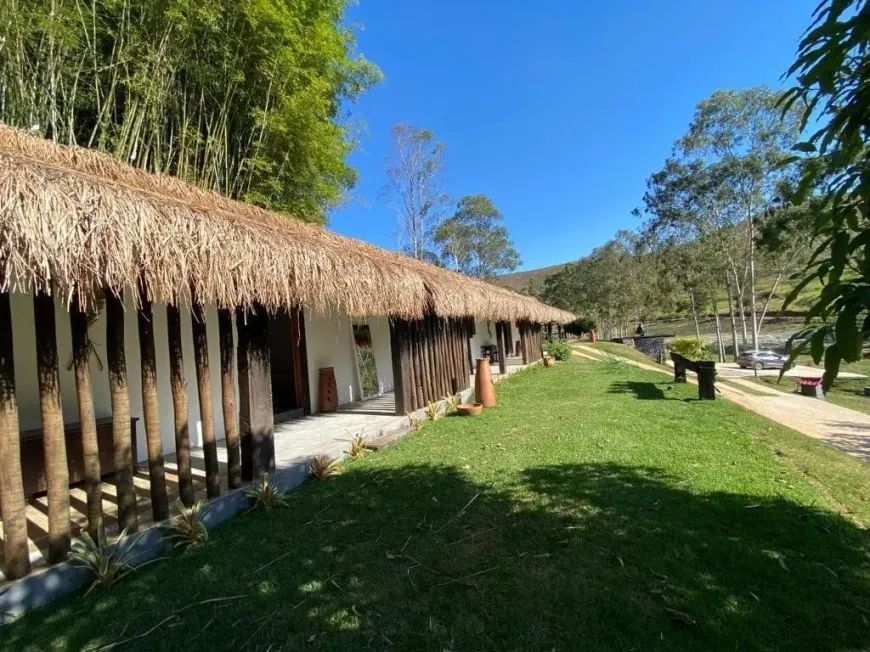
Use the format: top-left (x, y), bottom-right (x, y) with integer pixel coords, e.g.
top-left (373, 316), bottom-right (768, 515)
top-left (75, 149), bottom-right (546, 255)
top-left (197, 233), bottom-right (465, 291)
top-left (433, 195), bottom-right (521, 279)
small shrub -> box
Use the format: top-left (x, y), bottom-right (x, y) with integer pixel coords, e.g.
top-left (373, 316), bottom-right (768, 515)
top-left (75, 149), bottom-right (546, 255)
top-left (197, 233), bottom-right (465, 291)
top-left (406, 412), bottom-right (421, 432)
top-left (669, 337), bottom-right (709, 361)
top-left (544, 339), bottom-right (572, 361)
top-left (160, 500), bottom-right (209, 550)
top-left (565, 317), bottom-right (597, 337)
top-left (309, 454), bottom-right (341, 480)
top-left (348, 432), bottom-right (369, 460)
top-left (424, 401), bottom-right (441, 421)
top-left (68, 522), bottom-right (141, 595)
top-left (246, 473), bottom-right (289, 509)
top-left (441, 393), bottom-right (461, 414)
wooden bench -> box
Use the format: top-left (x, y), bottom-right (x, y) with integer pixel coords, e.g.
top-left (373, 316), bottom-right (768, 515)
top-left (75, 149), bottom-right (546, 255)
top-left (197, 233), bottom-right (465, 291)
top-left (18, 417), bottom-right (138, 497)
top-left (670, 352), bottom-right (716, 400)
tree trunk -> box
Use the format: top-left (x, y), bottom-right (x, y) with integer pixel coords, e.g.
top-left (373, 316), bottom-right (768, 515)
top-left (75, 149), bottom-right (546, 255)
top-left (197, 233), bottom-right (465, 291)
top-left (0, 290), bottom-right (32, 579)
top-left (191, 301), bottom-right (220, 498)
top-left (725, 276), bottom-right (740, 361)
top-left (748, 218), bottom-right (760, 350)
top-left (711, 294), bottom-right (725, 363)
top-left (33, 291), bottom-right (70, 562)
top-left (70, 294), bottom-right (102, 536)
top-left (106, 292), bottom-right (138, 533)
top-left (218, 309), bottom-right (241, 489)
top-left (136, 288), bottom-right (169, 521)
top-left (166, 305), bottom-right (194, 506)
top-left (689, 290), bottom-right (701, 339)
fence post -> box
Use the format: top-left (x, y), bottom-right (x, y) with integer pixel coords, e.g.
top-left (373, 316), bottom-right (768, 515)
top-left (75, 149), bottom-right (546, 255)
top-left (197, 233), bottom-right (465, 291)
top-left (697, 361), bottom-right (716, 400)
top-left (671, 353), bottom-right (687, 383)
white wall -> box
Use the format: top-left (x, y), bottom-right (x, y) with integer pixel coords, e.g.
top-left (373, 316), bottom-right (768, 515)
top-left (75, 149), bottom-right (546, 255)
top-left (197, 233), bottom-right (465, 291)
top-left (469, 319), bottom-right (497, 363)
top-left (10, 291), bottom-right (233, 460)
top-left (303, 312), bottom-right (396, 413)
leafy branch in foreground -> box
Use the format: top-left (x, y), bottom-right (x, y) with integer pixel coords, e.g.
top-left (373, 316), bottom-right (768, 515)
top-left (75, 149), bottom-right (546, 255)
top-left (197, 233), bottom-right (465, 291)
top-left (778, 0), bottom-right (870, 390)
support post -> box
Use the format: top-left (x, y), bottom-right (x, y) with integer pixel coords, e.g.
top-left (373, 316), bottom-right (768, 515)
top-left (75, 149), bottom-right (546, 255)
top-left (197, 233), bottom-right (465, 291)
top-left (106, 291), bottom-right (138, 532)
top-left (70, 293), bottom-right (102, 535)
top-left (218, 309), bottom-right (242, 489)
top-left (672, 353), bottom-right (687, 384)
top-left (496, 322), bottom-right (507, 375)
top-left (166, 305), bottom-right (195, 506)
top-left (137, 285), bottom-right (170, 521)
top-left (237, 306), bottom-right (275, 481)
top-left (698, 361), bottom-right (716, 400)
top-left (0, 290), bottom-right (31, 579)
top-left (389, 318), bottom-right (411, 415)
top-left (191, 300), bottom-right (221, 498)
top-left (33, 291), bottom-right (70, 562)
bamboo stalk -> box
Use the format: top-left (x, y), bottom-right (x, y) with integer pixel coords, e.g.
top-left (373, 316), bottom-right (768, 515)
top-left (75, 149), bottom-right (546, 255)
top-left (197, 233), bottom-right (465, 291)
top-left (106, 291), bottom-right (138, 532)
top-left (0, 290), bottom-right (32, 579)
top-left (70, 293), bottom-right (102, 536)
top-left (33, 290), bottom-right (70, 562)
top-left (166, 304), bottom-right (195, 506)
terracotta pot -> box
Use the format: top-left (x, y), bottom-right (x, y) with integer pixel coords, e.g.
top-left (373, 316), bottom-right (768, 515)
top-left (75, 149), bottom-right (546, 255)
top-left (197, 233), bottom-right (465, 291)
top-left (318, 367), bottom-right (338, 412)
top-left (457, 403), bottom-right (483, 417)
top-left (475, 358), bottom-right (496, 408)
top-left (589, 330), bottom-right (598, 343)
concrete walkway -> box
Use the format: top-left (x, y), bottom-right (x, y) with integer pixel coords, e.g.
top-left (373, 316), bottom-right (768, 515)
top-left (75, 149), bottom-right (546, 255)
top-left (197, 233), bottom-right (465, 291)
top-left (574, 344), bottom-right (870, 463)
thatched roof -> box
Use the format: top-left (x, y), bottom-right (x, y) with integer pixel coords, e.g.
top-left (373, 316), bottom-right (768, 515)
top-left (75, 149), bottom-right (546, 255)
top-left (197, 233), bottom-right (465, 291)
top-left (0, 125), bottom-right (573, 323)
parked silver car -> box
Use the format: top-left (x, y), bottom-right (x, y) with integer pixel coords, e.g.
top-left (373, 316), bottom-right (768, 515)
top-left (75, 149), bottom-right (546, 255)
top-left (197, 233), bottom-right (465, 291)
top-left (736, 350), bottom-right (786, 370)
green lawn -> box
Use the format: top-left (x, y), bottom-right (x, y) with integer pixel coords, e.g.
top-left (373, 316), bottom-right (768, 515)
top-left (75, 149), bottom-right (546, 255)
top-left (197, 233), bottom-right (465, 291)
top-left (585, 340), bottom-right (671, 371)
top-left (5, 360), bottom-right (870, 651)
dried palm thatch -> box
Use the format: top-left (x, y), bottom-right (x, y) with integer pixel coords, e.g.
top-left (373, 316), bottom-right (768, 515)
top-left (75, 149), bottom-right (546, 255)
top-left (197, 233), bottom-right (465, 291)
top-left (0, 125), bottom-right (573, 323)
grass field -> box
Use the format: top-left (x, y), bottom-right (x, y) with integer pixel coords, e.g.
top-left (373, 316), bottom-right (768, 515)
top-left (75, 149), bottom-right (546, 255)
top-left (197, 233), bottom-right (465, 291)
top-left (5, 360), bottom-right (870, 651)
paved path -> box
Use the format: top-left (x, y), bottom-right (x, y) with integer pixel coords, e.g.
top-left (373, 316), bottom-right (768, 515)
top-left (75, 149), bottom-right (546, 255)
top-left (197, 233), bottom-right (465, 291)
top-left (574, 344), bottom-right (870, 463)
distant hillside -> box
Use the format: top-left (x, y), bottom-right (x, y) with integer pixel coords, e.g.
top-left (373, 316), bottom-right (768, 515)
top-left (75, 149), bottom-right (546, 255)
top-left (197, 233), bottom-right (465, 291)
top-left (496, 263), bottom-right (569, 293)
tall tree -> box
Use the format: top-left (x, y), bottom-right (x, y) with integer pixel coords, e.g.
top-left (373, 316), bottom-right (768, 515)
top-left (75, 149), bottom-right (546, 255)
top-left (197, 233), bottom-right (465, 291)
top-left (382, 124), bottom-right (448, 260)
top-left (433, 195), bottom-right (521, 279)
top-left (0, 0), bottom-right (381, 221)
top-left (678, 87), bottom-right (803, 348)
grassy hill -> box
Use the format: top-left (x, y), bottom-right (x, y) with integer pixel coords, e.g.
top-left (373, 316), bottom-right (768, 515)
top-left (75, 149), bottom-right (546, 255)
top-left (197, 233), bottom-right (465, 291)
top-left (496, 262), bottom-right (568, 293)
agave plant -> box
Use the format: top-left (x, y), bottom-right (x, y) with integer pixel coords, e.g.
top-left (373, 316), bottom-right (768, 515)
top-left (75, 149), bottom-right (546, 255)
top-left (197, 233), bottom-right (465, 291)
top-left (406, 412), bottom-right (421, 432)
top-left (441, 393), bottom-right (461, 414)
top-left (424, 401), bottom-right (440, 421)
top-left (348, 432), bottom-right (369, 460)
top-left (160, 500), bottom-right (209, 550)
top-left (246, 473), bottom-right (288, 510)
top-left (309, 454), bottom-right (341, 480)
top-left (68, 521), bottom-right (141, 595)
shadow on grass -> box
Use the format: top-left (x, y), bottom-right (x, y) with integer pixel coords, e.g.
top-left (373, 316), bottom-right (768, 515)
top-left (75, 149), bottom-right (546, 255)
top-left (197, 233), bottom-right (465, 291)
top-left (5, 463), bottom-right (869, 651)
top-left (608, 380), bottom-right (672, 400)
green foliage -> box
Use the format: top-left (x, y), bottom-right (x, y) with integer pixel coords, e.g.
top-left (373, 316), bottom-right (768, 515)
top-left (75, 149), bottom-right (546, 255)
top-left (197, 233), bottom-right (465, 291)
top-left (433, 195), bottom-right (521, 279)
top-left (779, 0), bottom-right (870, 392)
top-left (160, 500), bottom-right (210, 550)
top-left (669, 337), bottom-right (709, 361)
top-left (68, 522), bottom-right (141, 595)
top-left (544, 339), bottom-right (572, 361)
top-left (348, 433), bottom-right (370, 460)
top-left (246, 473), bottom-right (289, 509)
top-left (0, 0), bottom-right (381, 221)
top-left (424, 401), bottom-right (441, 421)
top-left (441, 393), bottom-right (462, 414)
top-left (564, 318), bottom-right (596, 336)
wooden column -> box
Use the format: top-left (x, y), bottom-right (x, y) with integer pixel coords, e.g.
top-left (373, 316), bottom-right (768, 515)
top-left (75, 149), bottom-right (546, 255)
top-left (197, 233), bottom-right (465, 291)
top-left (70, 294), bottom-right (102, 535)
top-left (0, 290), bottom-right (31, 579)
top-left (33, 291), bottom-right (70, 562)
top-left (237, 307), bottom-right (275, 481)
top-left (137, 287), bottom-right (169, 521)
top-left (496, 322), bottom-right (507, 375)
top-left (166, 305), bottom-right (194, 506)
top-left (389, 318), bottom-right (411, 415)
top-left (106, 292), bottom-right (138, 532)
top-left (218, 309), bottom-right (242, 489)
top-left (289, 307), bottom-right (311, 415)
top-left (519, 322), bottom-right (529, 365)
top-left (191, 301), bottom-right (220, 498)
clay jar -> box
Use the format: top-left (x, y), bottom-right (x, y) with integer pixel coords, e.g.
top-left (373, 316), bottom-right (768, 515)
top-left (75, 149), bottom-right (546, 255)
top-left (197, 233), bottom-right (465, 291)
top-left (475, 358), bottom-right (496, 408)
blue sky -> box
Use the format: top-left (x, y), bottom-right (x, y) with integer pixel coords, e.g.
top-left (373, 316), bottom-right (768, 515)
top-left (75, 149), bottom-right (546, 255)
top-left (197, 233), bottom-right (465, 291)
top-left (330, 0), bottom-right (817, 271)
